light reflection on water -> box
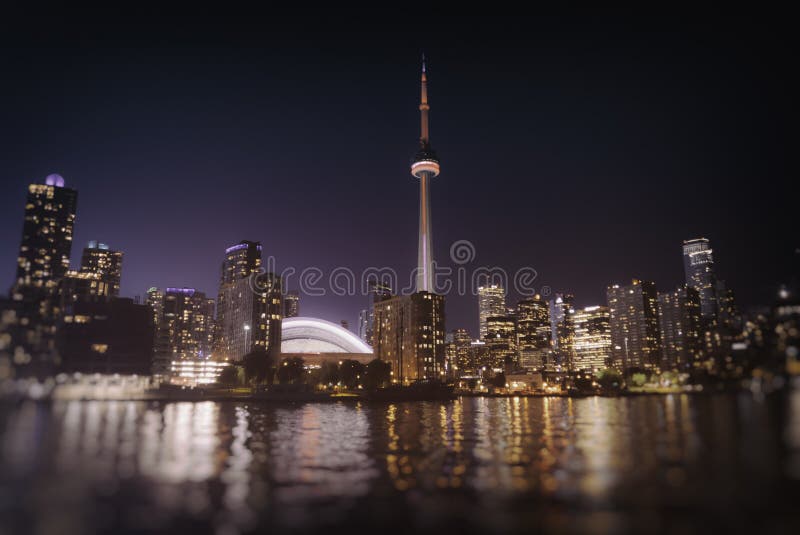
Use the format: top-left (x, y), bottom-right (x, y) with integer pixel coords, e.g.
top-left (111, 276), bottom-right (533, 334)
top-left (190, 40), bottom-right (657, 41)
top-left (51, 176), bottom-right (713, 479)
top-left (1, 394), bottom-right (798, 534)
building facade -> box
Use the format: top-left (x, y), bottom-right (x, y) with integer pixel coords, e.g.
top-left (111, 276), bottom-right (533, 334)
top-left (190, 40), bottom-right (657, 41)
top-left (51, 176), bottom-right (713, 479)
top-left (715, 280), bottom-right (739, 331)
top-left (607, 279), bottom-right (661, 371)
top-left (572, 305), bottom-right (612, 372)
top-left (682, 238), bottom-right (718, 322)
top-left (284, 291), bottom-right (300, 318)
top-left (79, 241), bottom-right (123, 297)
top-left (60, 271), bottom-right (110, 308)
top-left (451, 328), bottom-right (473, 374)
top-left (57, 297), bottom-right (153, 375)
top-left (7, 174), bottom-right (78, 359)
top-left (371, 292), bottom-right (445, 383)
top-left (146, 287), bottom-right (215, 374)
top-left (220, 240), bottom-right (263, 285)
top-left (657, 286), bottom-right (703, 369)
top-left (549, 293), bottom-right (575, 370)
top-left (215, 240), bottom-right (282, 362)
top-left (478, 284), bottom-right (506, 339)
top-left (218, 272), bottom-right (282, 362)
top-left (11, 175), bottom-right (78, 299)
top-left (485, 315), bottom-right (517, 369)
top-left (517, 296), bottom-right (551, 370)
top-left (468, 340), bottom-right (491, 372)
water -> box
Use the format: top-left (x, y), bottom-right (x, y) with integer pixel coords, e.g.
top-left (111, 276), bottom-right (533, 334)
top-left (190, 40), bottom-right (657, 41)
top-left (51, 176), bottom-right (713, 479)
top-left (1, 394), bottom-right (799, 534)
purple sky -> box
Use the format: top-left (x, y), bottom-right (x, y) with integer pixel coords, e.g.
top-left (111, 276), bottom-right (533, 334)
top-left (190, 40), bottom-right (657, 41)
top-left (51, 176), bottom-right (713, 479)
top-left (0, 14), bottom-right (794, 335)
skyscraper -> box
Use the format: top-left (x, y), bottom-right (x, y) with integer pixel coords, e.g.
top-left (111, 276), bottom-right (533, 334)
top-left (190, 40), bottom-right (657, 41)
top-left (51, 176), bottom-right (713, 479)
top-left (468, 340), bottom-right (491, 372)
top-left (485, 315), bottom-right (517, 369)
top-left (607, 279), bottom-right (661, 371)
top-left (657, 285), bottom-right (702, 369)
top-left (216, 240), bottom-right (282, 361)
top-left (682, 238), bottom-right (718, 321)
top-left (371, 291), bottom-right (445, 383)
top-left (217, 240), bottom-right (262, 359)
top-left (451, 328), bottom-right (473, 374)
top-left (221, 240), bottom-right (262, 284)
top-left (478, 284), bottom-right (506, 339)
top-left (411, 55), bottom-right (440, 293)
top-left (228, 272), bottom-right (281, 360)
top-left (284, 290), bottom-right (300, 318)
top-left (146, 287), bottom-right (215, 375)
top-left (444, 335), bottom-right (457, 380)
top-left (549, 293), bottom-right (575, 370)
top-left (714, 279), bottom-right (740, 335)
top-left (573, 306), bottom-right (612, 372)
top-left (516, 296), bottom-right (551, 370)
top-left (79, 241), bottom-right (123, 297)
top-left (11, 174), bottom-right (78, 299)
top-left (146, 287), bottom-right (168, 373)
top-left (7, 174), bottom-right (78, 358)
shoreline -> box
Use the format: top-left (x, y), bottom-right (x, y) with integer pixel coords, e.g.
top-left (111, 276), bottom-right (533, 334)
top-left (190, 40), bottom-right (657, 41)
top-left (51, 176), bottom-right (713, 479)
top-left (0, 388), bottom-right (755, 403)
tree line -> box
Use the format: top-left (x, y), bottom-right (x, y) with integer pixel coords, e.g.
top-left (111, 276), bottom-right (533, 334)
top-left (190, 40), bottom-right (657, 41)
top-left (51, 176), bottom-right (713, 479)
top-left (217, 349), bottom-right (392, 390)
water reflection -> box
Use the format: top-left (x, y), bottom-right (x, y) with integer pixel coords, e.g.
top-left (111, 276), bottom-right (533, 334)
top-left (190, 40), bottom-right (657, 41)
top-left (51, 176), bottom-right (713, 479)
top-left (0, 394), bottom-right (797, 534)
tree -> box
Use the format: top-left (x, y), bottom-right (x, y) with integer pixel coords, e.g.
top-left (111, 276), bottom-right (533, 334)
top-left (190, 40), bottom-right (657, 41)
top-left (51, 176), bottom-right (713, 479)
top-left (305, 366), bottom-right (323, 388)
top-left (363, 359), bottom-right (392, 390)
top-left (339, 359), bottom-right (365, 389)
top-left (630, 372), bottom-right (647, 388)
top-left (217, 365), bottom-right (242, 386)
top-left (242, 349), bottom-right (275, 386)
top-left (320, 361), bottom-right (339, 388)
top-left (660, 370), bottom-right (677, 386)
top-left (277, 356), bottom-right (305, 384)
top-left (597, 368), bottom-right (623, 392)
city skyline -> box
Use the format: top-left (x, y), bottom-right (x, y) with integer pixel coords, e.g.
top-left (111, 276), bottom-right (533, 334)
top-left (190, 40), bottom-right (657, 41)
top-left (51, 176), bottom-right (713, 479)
top-left (1, 170), bottom-right (783, 339)
top-left (2, 163), bottom-right (758, 377)
top-left (0, 15), bottom-right (797, 534)
top-left (0, 15), bottom-right (794, 335)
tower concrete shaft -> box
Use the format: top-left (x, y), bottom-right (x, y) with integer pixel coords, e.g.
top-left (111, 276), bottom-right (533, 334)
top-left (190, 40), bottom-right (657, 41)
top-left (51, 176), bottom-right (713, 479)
top-left (411, 55), bottom-right (440, 293)
top-left (417, 171), bottom-right (433, 292)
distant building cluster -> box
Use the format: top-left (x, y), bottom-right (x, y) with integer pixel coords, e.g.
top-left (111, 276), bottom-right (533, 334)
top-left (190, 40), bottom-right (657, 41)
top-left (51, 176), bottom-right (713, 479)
top-left (0, 175), bottom-right (151, 375)
top-left (0, 174), bottom-right (289, 381)
top-left (439, 236), bottom-right (799, 389)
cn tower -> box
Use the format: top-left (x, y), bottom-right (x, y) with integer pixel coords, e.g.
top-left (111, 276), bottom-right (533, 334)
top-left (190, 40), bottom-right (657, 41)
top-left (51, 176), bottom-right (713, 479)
top-left (411, 55), bottom-right (440, 293)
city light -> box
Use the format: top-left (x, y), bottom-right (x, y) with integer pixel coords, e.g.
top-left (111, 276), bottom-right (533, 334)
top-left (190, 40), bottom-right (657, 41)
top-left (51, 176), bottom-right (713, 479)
top-left (169, 360), bottom-right (230, 386)
top-left (0, 19), bottom-right (793, 535)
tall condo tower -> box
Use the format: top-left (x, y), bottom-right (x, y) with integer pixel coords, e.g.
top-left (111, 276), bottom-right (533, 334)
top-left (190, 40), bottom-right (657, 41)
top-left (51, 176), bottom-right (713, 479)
top-left (8, 174), bottom-right (78, 356)
top-left (411, 55), bottom-right (440, 292)
top-left (682, 238), bottom-right (718, 321)
top-left (12, 174), bottom-right (77, 298)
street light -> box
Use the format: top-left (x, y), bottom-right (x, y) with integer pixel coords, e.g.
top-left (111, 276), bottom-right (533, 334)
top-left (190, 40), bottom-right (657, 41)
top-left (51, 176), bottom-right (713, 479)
top-left (244, 324), bottom-right (251, 353)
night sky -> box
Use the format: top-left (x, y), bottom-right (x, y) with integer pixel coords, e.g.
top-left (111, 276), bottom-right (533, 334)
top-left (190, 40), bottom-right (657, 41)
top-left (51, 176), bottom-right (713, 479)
top-left (0, 13), bottom-right (793, 336)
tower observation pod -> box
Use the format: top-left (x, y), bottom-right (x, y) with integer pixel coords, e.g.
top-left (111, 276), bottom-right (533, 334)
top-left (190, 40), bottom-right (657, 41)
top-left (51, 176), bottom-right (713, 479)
top-left (412, 55), bottom-right (440, 293)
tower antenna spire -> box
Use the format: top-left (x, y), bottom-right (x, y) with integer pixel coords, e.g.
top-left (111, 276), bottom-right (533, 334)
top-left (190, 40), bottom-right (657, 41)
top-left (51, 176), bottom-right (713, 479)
top-left (411, 55), bottom-right (440, 293)
top-left (419, 53), bottom-right (430, 144)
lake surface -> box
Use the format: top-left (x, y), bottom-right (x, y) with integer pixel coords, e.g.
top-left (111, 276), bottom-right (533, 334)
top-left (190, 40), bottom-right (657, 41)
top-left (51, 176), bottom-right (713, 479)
top-left (1, 394), bottom-right (799, 534)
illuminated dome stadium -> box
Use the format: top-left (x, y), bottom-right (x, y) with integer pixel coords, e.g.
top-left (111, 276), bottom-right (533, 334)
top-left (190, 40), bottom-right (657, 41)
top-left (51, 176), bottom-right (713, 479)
top-left (281, 317), bottom-right (372, 354)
